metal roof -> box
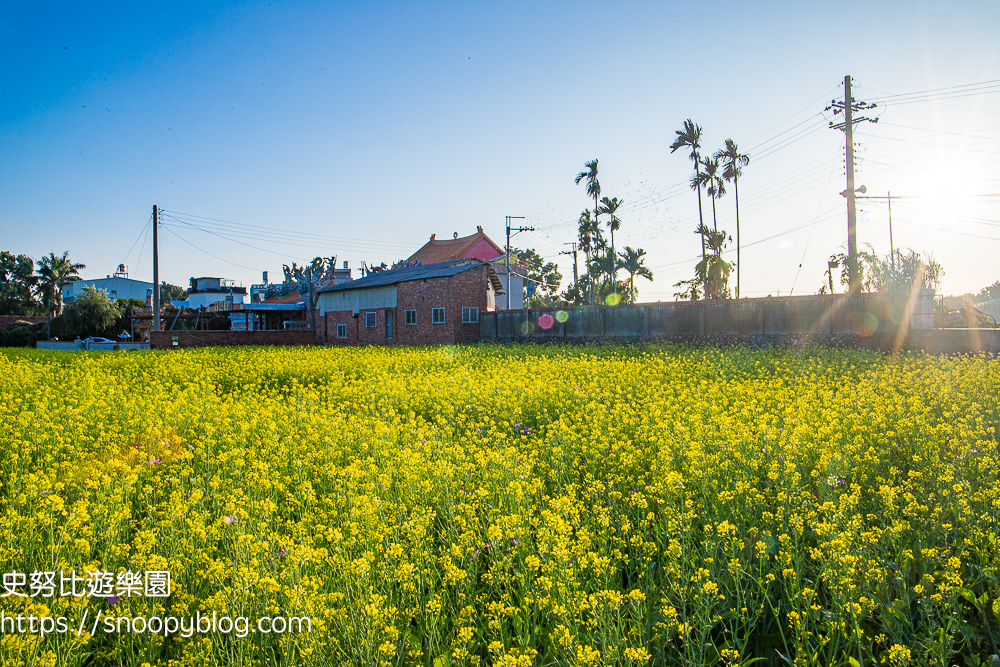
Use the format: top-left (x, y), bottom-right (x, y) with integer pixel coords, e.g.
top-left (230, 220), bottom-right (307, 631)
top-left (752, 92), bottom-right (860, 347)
top-left (317, 259), bottom-right (499, 294)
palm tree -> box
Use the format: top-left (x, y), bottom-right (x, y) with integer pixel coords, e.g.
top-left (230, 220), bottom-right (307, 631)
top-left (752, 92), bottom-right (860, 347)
top-left (575, 160), bottom-right (601, 303)
top-left (577, 209), bottom-right (599, 270)
top-left (714, 139), bottom-right (750, 299)
top-left (670, 120), bottom-right (706, 261)
top-left (619, 246), bottom-right (653, 303)
top-left (701, 156), bottom-right (725, 232)
top-left (697, 223), bottom-right (732, 300)
top-left (598, 196), bottom-right (624, 295)
top-left (588, 252), bottom-right (618, 287)
top-left (575, 160), bottom-right (602, 232)
top-left (36, 251), bottom-right (85, 315)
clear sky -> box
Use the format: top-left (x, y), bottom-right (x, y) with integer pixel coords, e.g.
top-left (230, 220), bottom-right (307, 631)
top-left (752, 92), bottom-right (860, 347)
top-left (3, 0), bottom-right (998, 299)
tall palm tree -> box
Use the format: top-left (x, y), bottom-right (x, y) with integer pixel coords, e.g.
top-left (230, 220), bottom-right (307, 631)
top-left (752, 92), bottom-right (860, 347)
top-left (701, 156), bottom-right (725, 233)
top-left (36, 251), bottom-right (85, 315)
top-left (577, 209), bottom-right (598, 270)
top-left (714, 139), bottom-right (750, 299)
top-left (575, 160), bottom-right (602, 232)
top-left (618, 246), bottom-right (653, 303)
top-left (696, 223), bottom-right (732, 300)
top-left (670, 120), bottom-right (706, 261)
top-left (598, 196), bottom-right (624, 295)
top-left (575, 160), bottom-right (601, 303)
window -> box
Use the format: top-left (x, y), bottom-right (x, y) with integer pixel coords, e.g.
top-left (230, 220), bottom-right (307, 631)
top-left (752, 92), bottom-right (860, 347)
top-left (405, 309), bottom-right (417, 325)
top-left (365, 312), bottom-right (377, 328)
top-left (432, 307), bottom-right (445, 324)
top-left (462, 306), bottom-right (479, 323)
top-left (386, 311), bottom-right (393, 340)
top-left (337, 324), bottom-right (347, 339)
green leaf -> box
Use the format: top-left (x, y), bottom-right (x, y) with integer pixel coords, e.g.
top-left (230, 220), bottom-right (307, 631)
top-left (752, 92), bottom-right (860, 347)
top-left (848, 657), bottom-right (861, 667)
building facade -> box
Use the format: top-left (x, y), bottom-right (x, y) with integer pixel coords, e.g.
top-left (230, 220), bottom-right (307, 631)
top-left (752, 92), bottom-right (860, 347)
top-left (315, 259), bottom-right (502, 346)
top-left (182, 277), bottom-right (248, 309)
top-left (62, 276), bottom-right (154, 303)
top-left (406, 227), bottom-right (524, 310)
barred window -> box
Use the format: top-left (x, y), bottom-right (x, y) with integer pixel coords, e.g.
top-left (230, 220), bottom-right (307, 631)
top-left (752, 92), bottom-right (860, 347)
top-left (336, 324), bottom-right (347, 339)
top-left (405, 309), bottom-right (417, 325)
top-left (432, 307), bottom-right (445, 324)
top-left (462, 306), bottom-right (479, 323)
top-left (365, 312), bottom-right (376, 328)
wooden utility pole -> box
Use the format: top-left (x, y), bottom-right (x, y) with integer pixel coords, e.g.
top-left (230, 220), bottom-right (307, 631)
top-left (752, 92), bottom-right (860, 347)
top-left (152, 205), bottom-right (160, 332)
top-left (827, 76), bottom-right (878, 292)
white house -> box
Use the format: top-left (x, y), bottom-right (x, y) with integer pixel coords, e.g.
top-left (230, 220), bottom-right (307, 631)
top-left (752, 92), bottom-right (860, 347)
top-left (62, 266), bottom-right (155, 303)
top-left (180, 277), bottom-right (248, 309)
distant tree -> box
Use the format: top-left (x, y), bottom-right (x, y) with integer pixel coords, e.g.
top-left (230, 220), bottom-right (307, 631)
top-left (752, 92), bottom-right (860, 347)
top-left (675, 224), bottom-right (732, 300)
top-left (598, 196), bottom-right (624, 294)
top-left (36, 251), bottom-right (85, 315)
top-left (588, 251), bottom-right (618, 288)
top-left (618, 246), bottom-right (653, 303)
top-left (701, 156), bottom-right (725, 232)
top-left (160, 283), bottom-right (186, 305)
top-left (670, 120), bottom-right (706, 261)
top-left (715, 139), bottom-right (750, 298)
top-left (577, 209), bottom-right (602, 304)
top-left (0, 251), bottom-right (41, 315)
top-left (515, 248), bottom-right (563, 301)
top-left (977, 280), bottom-right (1000, 301)
top-left (575, 159), bottom-right (602, 238)
top-left (50, 285), bottom-right (122, 339)
top-left (828, 245), bottom-right (943, 294)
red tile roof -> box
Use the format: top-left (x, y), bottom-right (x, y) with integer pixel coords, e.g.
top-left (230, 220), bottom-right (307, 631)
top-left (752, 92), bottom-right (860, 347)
top-left (407, 227), bottom-right (505, 265)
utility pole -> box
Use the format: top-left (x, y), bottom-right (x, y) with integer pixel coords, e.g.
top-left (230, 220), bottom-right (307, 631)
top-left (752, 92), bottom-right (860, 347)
top-left (504, 216), bottom-right (531, 310)
top-left (827, 76), bottom-right (878, 292)
top-left (152, 205), bottom-right (160, 333)
top-left (560, 242), bottom-right (579, 288)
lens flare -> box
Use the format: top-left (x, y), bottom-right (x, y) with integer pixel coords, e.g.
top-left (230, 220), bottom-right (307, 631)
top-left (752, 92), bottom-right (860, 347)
top-left (604, 293), bottom-right (621, 306)
top-left (537, 313), bottom-right (555, 330)
top-left (555, 310), bottom-right (569, 323)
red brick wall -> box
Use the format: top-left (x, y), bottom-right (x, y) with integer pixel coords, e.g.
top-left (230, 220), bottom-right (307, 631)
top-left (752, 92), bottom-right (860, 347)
top-left (150, 330), bottom-right (316, 349)
top-left (322, 265), bottom-right (492, 346)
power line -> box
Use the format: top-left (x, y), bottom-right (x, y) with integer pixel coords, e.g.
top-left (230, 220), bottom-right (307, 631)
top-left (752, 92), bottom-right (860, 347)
top-left (892, 215), bottom-right (1000, 242)
top-left (877, 121), bottom-right (1000, 141)
top-left (790, 140), bottom-right (842, 294)
top-left (160, 226), bottom-right (261, 271)
top-left (869, 78), bottom-right (1000, 100)
top-left (160, 209), bottom-right (418, 250)
top-left (160, 216), bottom-right (309, 262)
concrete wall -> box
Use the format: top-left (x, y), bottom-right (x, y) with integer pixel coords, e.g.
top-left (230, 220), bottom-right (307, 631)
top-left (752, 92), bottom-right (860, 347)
top-left (37, 341), bottom-right (150, 351)
top-left (486, 293), bottom-right (936, 341)
top-left (150, 330), bottom-right (315, 349)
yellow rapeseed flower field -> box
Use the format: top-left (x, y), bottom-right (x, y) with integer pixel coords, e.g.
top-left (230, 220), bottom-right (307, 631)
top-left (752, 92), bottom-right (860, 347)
top-left (0, 344), bottom-right (998, 666)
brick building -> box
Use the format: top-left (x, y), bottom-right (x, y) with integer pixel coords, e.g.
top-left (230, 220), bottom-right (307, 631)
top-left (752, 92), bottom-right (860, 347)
top-left (407, 227), bottom-right (526, 310)
top-left (315, 258), bottom-right (503, 345)
top-left (407, 227), bottom-right (505, 264)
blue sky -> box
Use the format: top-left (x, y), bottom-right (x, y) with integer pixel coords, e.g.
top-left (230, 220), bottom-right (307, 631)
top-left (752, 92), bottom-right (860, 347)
top-left (3, 0), bottom-right (999, 298)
